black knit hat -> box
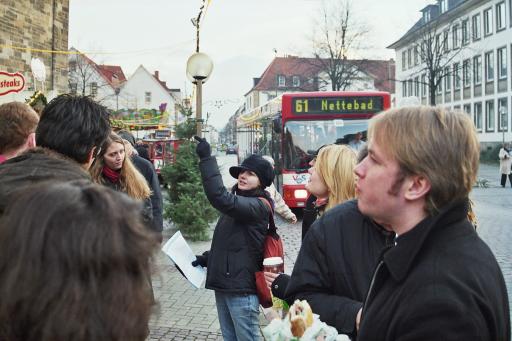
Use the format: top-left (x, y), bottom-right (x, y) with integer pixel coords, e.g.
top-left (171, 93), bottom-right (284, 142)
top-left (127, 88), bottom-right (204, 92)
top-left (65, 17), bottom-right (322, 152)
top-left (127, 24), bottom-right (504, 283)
top-left (229, 154), bottom-right (273, 188)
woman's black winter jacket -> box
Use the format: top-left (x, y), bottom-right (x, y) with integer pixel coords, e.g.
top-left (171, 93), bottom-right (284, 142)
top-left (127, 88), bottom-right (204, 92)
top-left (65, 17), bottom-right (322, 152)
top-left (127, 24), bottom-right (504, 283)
top-left (198, 156), bottom-right (270, 294)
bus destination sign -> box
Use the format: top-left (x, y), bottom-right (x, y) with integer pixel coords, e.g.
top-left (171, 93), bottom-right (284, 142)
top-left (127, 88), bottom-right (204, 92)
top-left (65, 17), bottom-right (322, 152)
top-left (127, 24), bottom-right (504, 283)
top-left (292, 96), bottom-right (384, 115)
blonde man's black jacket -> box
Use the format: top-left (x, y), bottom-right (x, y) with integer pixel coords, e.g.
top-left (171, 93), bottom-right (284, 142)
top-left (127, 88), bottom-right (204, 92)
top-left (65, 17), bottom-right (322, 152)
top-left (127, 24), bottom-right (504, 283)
top-left (358, 201), bottom-right (510, 341)
top-left (198, 156), bottom-right (270, 293)
top-left (285, 200), bottom-right (395, 338)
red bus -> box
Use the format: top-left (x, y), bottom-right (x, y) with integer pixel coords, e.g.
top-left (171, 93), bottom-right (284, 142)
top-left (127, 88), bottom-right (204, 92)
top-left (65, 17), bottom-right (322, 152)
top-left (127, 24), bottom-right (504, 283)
top-left (236, 91), bottom-right (391, 208)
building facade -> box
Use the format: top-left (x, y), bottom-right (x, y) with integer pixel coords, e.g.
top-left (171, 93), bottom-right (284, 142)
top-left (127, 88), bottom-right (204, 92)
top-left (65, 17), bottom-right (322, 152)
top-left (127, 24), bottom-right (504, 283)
top-left (390, 0), bottom-right (512, 144)
top-left (0, 0), bottom-right (69, 103)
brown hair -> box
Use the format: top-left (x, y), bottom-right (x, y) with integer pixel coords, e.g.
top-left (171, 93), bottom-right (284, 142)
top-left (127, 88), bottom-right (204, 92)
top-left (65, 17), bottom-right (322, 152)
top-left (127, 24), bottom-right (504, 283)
top-left (0, 181), bottom-right (158, 341)
top-left (0, 102), bottom-right (39, 154)
top-left (90, 132), bottom-right (151, 199)
top-left (369, 106), bottom-right (479, 215)
top-left (315, 144), bottom-right (357, 211)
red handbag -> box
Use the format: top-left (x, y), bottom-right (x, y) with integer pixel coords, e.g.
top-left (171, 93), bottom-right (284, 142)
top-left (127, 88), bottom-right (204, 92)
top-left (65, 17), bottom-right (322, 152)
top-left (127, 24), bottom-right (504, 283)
top-left (255, 198), bottom-right (284, 308)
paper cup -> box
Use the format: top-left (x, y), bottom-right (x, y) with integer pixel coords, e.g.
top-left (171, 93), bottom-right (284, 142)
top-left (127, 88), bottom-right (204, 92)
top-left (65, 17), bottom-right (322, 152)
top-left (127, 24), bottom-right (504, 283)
top-left (263, 257), bottom-right (284, 273)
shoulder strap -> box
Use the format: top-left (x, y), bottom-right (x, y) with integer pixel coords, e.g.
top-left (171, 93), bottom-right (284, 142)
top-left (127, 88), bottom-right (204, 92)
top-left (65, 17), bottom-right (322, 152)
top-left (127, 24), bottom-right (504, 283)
top-left (258, 197), bottom-right (277, 233)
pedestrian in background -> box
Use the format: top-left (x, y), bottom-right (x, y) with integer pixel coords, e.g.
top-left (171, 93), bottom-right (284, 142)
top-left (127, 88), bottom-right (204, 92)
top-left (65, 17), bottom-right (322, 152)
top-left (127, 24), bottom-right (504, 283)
top-left (0, 181), bottom-right (158, 341)
top-left (193, 136), bottom-right (273, 341)
top-left (0, 102), bottom-right (39, 164)
top-left (499, 142), bottom-right (512, 187)
top-left (262, 155), bottom-right (297, 224)
top-left (356, 106), bottom-right (509, 340)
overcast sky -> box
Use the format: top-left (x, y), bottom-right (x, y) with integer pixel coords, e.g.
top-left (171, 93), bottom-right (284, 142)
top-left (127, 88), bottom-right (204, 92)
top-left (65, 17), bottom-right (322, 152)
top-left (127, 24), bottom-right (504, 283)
top-left (69, 0), bottom-right (433, 129)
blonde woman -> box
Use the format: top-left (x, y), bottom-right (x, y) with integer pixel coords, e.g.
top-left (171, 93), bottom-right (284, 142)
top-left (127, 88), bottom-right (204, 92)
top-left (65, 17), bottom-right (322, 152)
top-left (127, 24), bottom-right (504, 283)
top-left (90, 132), bottom-right (153, 224)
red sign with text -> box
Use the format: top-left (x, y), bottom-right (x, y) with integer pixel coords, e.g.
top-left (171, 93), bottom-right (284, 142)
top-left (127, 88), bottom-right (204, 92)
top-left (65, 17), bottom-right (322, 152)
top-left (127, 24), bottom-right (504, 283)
top-left (0, 71), bottom-right (25, 96)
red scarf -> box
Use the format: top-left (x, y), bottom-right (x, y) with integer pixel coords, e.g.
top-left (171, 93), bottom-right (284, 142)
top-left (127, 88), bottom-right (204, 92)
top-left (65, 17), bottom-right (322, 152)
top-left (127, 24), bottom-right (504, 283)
top-left (0, 155), bottom-right (6, 164)
top-left (102, 166), bottom-right (121, 183)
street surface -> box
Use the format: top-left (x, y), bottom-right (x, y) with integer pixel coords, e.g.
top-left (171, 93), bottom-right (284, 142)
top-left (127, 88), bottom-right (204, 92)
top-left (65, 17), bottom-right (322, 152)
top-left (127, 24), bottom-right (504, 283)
top-left (148, 156), bottom-right (512, 340)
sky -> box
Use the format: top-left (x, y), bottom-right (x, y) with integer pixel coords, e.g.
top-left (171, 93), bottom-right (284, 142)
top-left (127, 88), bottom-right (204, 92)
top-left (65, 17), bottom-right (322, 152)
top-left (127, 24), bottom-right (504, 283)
top-left (69, 0), bottom-right (433, 129)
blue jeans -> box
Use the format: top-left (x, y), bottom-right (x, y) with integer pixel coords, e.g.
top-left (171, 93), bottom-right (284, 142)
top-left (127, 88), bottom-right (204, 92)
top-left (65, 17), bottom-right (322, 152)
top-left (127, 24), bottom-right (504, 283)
top-left (215, 291), bottom-right (261, 341)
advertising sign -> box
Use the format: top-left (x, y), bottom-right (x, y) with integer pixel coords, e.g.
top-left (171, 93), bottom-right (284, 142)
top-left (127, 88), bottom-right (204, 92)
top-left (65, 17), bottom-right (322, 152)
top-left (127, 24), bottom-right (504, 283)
top-left (0, 71), bottom-right (25, 96)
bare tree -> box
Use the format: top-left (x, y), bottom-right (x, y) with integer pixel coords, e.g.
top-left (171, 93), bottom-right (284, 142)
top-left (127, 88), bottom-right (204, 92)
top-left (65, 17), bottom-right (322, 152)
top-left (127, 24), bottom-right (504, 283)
top-left (311, 0), bottom-right (369, 91)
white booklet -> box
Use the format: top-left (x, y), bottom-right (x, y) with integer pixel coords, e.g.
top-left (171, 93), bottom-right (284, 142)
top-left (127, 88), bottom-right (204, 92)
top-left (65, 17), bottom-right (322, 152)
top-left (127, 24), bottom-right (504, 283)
top-left (162, 231), bottom-right (206, 289)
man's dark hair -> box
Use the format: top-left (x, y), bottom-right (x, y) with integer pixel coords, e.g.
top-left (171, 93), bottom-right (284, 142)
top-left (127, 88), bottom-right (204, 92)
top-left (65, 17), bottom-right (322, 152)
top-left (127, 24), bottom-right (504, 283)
top-left (36, 95), bottom-right (111, 164)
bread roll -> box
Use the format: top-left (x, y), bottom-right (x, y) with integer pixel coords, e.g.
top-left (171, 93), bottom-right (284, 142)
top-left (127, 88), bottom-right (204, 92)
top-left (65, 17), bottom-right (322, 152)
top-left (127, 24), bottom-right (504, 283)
top-left (288, 300), bottom-right (314, 337)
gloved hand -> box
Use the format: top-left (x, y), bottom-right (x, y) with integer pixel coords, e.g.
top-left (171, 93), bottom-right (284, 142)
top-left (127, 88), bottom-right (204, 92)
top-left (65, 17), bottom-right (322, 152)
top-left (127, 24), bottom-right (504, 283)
top-left (194, 135), bottom-right (211, 159)
top-left (191, 250), bottom-right (209, 267)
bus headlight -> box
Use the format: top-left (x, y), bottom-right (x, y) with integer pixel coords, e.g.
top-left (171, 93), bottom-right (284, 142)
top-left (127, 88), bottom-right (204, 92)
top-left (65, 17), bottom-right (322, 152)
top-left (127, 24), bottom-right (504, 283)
top-left (294, 189), bottom-right (308, 199)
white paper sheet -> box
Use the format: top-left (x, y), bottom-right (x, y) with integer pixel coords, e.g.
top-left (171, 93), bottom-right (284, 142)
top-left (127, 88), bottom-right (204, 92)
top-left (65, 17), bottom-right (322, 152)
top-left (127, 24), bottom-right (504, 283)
top-left (161, 231), bottom-right (206, 289)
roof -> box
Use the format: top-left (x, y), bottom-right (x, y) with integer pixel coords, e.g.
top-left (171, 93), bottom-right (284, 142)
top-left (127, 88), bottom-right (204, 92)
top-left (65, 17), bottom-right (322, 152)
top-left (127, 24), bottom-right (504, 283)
top-left (247, 56), bottom-right (395, 94)
top-left (96, 65), bottom-right (127, 85)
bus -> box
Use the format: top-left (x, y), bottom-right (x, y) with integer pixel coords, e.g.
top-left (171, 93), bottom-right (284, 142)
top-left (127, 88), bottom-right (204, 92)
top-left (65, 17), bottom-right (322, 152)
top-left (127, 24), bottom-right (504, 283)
top-left (236, 91), bottom-right (391, 208)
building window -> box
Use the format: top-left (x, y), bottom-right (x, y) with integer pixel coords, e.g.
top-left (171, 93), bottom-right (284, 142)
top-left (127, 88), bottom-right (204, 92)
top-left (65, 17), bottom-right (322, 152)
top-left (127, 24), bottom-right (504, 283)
top-left (408, 79), bottom-right (413, 96)
top-left (278, 75), bottom-right (286, 87)
top-left (485, 51), bottom-right (494, 81)
top-left (424, 10), bottom-right (431, 22)
top-left (463, 59), bottom-right (471, 88)
top-left (496, 2), bottom-right (506, 31)
top-left (407, 48), bottom-right (412, 68)
top-left (484, 7), bottom-right (493, 36)
top-left (473, 55), bottom-right (482, 84)
top-left (463, 104), bottom-right (471, 116)
top-left (452, 24), bottom-right (460, 49)
top-left (292, 76), bottom-right (300, 87)
top-left (414, 46), bottom-right (419, 65)
top-left (421, 74), bottom-right (426, 97)
top-left (402, 51), bottom-right (407, 70)
top-left (70, 83), bottom-right (77, 95)
top-left (472, 14), bottom-right (481, 40)
top-left (439, 0), bottom-right (447, 13)
top-left (474, 102), bottom-right (483, 131)
top-left (444, 66), bottom-right (451, 91)
top-left (486, 100), bottom-right (495, 131)
top-left (453, 62), bottom-right (461, 89)
top-left (145, 91), bottom-right (151, 104)
top-left (436, 78), bottom-right (442, 94)
top-left (69, 60), bottom-right (77, 72)
top-left (90, 82), bottom-right (98, 97)
top-left (443, 30), bottom-right (449, 53)
top-left (420, 42), bottom-right (426, 62)
top-left (402, 81), bottom-right (407, 97)
top-left (497, 46), bottom-right (507, 79)
top-left (414, 76), bottom-right (420, 96)
top-left (462, 19), bottom-right (470, 45)
top-left (498, 98), bottom-right (508, 131)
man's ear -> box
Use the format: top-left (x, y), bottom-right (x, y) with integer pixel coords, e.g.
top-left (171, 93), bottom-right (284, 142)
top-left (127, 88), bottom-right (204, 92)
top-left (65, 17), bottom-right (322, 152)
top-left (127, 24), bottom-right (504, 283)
top-left (26, 132), bottom-right (36, 148)
top-left (84, 147), bottom-right (97, 170)
top-left (404, 174), bottom-right (431, 201)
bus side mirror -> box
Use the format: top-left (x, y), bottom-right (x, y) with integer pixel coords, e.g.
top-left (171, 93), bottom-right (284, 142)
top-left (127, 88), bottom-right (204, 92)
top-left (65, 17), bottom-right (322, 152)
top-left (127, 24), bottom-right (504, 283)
top-left (272, 117), bottom-right (282, 133)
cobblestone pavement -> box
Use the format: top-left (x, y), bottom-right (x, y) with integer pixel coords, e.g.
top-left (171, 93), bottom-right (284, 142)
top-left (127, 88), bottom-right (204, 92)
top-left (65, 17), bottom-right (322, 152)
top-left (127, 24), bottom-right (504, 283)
top-left (148, 162), bottom-right (512, 340)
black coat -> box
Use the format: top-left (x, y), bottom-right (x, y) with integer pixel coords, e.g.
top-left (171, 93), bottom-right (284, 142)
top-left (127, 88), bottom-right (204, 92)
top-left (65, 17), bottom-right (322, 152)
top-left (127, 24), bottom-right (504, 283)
top-left (131, 154), bottom-right (163, 233)
top-left (199, 156), bottom-right (270, 294)
top-left (285, 200), bottom-right (395, 337)
top-left (358, 201), bottom-right (510, 341)
top-left (0, 148), bottom-right (90, 215)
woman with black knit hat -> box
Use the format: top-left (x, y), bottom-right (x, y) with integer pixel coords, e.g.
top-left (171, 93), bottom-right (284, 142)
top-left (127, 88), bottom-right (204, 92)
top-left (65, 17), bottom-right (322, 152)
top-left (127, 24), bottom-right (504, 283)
top-left (193, 136), bottom-right (273, 341)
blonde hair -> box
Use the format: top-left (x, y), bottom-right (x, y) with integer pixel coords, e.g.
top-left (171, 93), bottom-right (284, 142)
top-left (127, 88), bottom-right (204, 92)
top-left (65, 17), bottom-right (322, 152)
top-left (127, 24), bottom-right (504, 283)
top-left (90, 132), bottom-right (151, 200)
top-left (315, 144), bottom-right (357, 211)
top-left (369, 106), bottom-right (479, 216)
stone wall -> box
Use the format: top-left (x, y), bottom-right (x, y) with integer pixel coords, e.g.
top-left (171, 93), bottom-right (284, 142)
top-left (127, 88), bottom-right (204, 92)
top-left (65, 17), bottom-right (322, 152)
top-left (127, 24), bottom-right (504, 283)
top-left (0, 0), bottom-right (69, 93)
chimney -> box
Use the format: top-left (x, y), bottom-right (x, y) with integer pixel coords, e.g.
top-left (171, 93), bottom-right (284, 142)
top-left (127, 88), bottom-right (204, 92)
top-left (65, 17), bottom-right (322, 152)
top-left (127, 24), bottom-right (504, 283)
top-left (154, 70), bottom-right (159, 79)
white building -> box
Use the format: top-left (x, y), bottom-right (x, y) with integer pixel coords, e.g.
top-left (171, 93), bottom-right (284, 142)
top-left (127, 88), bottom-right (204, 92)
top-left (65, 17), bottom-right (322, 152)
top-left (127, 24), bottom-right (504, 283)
top-left (389, 0), bottom-right (512, 145)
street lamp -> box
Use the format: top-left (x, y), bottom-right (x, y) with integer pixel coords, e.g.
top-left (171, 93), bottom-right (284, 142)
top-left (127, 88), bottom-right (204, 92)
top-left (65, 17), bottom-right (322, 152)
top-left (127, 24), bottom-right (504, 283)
top-left (114, 87), bottom-right (121, 111)
top-left (186, 52), bottom-right (213, 137)
top-left (499, 106), bottom-right (507, 144)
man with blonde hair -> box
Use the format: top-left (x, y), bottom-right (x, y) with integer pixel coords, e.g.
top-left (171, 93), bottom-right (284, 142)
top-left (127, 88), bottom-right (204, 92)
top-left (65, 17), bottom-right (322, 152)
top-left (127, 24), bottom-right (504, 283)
top-left (0, 102), bottom-right (39, 163)
top-left (356, 106), bottom-right (510, 340)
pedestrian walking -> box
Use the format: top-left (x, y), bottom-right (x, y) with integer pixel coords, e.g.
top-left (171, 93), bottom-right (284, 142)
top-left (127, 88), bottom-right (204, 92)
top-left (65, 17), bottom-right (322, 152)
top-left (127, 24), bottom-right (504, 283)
top-left (499, 142), bottom-right (512, 187)
top-left (0, 181), bottom-right (158, 341)
top-left (262, 155), bottom-right (297, 224)
top-left (193, 136), bottom-right (274, 341)
top-left (0, 101), bottom-right (39, 163)
top-left (356, 106), bottom-right (510, 340)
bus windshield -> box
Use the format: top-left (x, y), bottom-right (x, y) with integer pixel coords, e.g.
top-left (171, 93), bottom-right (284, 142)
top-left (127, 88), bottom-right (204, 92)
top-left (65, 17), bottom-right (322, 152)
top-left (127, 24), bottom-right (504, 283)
top-left (283, 119), bottom-right (369, 171)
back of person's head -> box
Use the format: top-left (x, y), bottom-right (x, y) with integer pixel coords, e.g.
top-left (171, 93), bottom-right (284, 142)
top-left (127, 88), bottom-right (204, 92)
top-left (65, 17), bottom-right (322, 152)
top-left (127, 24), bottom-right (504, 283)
top-left (315, 144), bottom-right (357, 210)
top-left (90, 132), bottom-right (151, 200)
top-left (262, 155), bottom-right (275, 167)
top-left (135, 144), bottom-right (151, 162)
top-left (117, 129), bottom-right (136, 147)
top-left (0, 181), bottom-right (157, 341)
top-left (369, 106), bottom-right (479, 215)
top-left (0, 102), bottom-right (39, 156)
top-left (36, 95), bottom-right (111, 164)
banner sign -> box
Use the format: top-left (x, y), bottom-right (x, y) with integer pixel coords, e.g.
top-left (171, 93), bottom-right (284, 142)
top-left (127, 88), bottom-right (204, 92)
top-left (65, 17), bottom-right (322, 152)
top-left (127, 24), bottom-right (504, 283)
top-left (0, 71), bottom-right (25, 96)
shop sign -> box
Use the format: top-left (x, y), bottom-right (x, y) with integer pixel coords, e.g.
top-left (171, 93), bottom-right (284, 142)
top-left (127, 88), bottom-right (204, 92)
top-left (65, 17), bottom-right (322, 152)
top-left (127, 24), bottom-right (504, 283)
top-left (0, 71), bottom-right (25, 96)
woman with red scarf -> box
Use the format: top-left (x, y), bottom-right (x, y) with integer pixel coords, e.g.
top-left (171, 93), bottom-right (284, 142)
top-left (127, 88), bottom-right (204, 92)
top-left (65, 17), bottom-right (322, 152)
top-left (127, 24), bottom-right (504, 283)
top-left (90, 132), bottom-right (153, 224)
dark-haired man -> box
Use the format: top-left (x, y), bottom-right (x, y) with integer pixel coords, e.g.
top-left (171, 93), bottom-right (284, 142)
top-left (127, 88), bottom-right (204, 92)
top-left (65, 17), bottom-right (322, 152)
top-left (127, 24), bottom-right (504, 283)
top-left (0, 95), bottom-right (111, 215)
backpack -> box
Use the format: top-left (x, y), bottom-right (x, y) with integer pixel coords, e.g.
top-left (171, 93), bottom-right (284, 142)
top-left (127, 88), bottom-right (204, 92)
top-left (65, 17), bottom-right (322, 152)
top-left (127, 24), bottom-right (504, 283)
top-left (255, 198), bottom-right (284, 308)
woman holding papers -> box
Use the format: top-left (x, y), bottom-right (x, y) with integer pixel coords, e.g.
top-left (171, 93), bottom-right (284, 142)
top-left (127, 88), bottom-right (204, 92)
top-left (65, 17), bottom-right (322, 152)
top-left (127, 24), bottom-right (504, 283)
top-left (194, 136), bottom-right (274, 341)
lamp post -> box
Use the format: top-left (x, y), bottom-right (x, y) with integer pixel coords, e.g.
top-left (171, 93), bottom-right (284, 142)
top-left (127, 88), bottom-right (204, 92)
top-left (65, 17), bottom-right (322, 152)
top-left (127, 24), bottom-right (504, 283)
top-left (114, 87), bottom-right (120, 111)
top-left (186, 52), bottom-right (213, 137)
top-left (500, 106), bottom-right (507, 144)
